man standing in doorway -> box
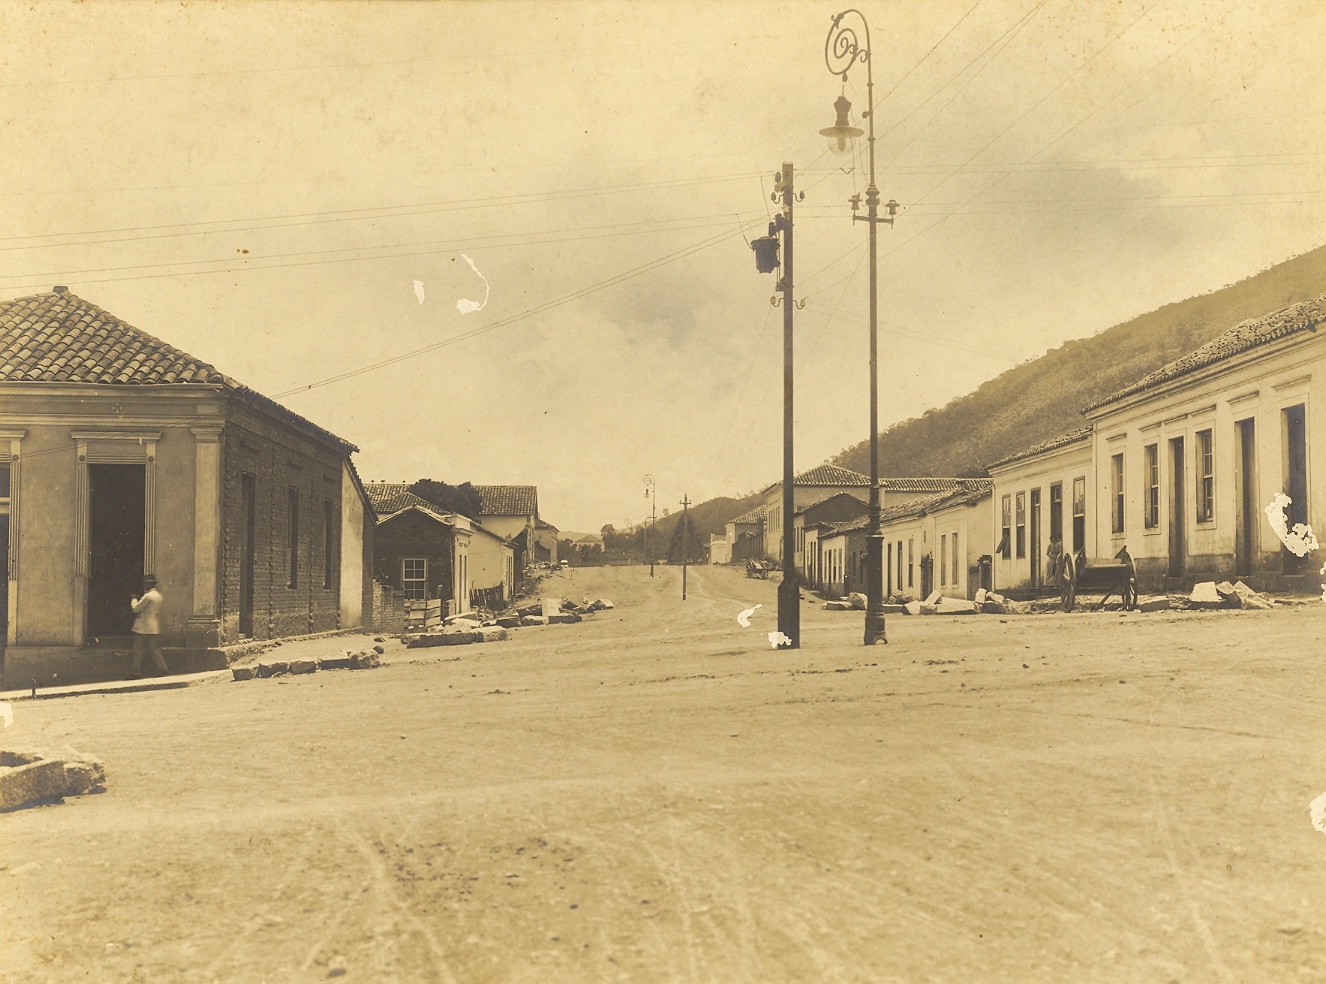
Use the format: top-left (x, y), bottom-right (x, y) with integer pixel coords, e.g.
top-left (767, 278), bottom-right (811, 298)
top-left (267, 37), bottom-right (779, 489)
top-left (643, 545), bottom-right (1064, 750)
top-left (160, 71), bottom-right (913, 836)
top-left (129, 574), bottom-right (169, 679)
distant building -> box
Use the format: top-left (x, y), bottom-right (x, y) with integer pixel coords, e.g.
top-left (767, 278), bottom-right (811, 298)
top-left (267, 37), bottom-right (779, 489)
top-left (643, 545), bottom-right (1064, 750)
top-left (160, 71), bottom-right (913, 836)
top-left (0, 290), bottom-right (374, 687)
top-left (472, 485), bottom-right (558, 570)
top-left (365, 484), bottom-right (515, 610)
top-left (792, 492), bottom-right (869, 581)
top-left (718, 505), bottom-right (765, 565)
top-left (986, 427), bottom-right (1094, 594)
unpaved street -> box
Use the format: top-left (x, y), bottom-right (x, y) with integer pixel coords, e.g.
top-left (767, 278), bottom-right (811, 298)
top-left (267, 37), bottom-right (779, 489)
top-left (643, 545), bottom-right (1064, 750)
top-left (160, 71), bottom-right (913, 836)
top-left (3, 564), bottom-right (1326, 982)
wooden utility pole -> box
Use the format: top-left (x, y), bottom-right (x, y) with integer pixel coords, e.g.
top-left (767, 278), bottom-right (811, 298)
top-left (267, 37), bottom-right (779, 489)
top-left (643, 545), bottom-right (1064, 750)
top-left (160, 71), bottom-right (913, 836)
top-left (680, 494), bottom-right (690, 600)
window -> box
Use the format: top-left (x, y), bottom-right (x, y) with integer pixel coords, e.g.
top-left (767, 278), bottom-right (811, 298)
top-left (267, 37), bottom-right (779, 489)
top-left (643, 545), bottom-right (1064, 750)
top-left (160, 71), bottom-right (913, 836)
top-left (287, 488), bottom-right (300, 588)
top-left (940, 534), bottom-right (948, 586)
top-left (323, 500), bottom-right (337, 589)
top-left (1000, 495), bottom-right (1012, 559)
top-left (1196, 429), bottom-right (1214, 523)
top-left (1144, 444), bottom-right (1159, 529)
top-left (1015, 492), bottom-right (1026, 559)
top-left (896, 540), bottom-right (903, 592)
top-left (1072, 477), bottom-right (1087, 552)
top-left (402, 558), bottom-right (427, 600)
top-left (1111, 454), bottom-right (1125, 534)
top-left (951, 531), bottom-right (960, 593)
top-left (907, 538), bottom-right (914, 588)
top-left (1049, 482), bottom-right (1064, 543)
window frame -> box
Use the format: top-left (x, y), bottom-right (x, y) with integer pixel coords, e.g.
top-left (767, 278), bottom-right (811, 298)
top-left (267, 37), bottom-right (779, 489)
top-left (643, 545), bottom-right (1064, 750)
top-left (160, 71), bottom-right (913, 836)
top-left (1015, 492), bottom-right (1026, 559)
top-left (287, 487), bottom-right (300, 589)
top-left (1196, 428), bottom-right (1214, 524)
top-left (940, 534), bottom-right (948, 586)
top-left (1000, 494), bottom-right (1012, 559)
top-left (1144, 443), bottom-right (1160, 529)
top-left (401, 557), bottom-right (428, 600)
top-left (1111, 453), bottom-right (1125, 535)
top-left (1072, 477), bottom-right (1086, 553)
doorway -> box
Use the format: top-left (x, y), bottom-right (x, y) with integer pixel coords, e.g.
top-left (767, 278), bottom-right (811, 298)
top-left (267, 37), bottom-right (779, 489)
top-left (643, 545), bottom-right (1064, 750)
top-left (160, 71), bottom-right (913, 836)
top-left (1029, 488), bottom-right (1042, 586)
top-left (1168, 437), bottom-right (1185, 578)
top-left (1283, 404), bottom-right (1308, 574)
top-left (87, 463), bottom-right (146, 639)
top-left (1235, 418), bottom-right (1257, 575)
top-left (239, 473), bottom-right (256, 637)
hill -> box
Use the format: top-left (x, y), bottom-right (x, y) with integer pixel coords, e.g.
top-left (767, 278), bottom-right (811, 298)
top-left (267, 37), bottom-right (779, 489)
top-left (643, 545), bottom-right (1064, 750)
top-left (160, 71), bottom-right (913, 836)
top-left (608, 492), bottom-right (765, 559)
top-left (831, 240), bottom-right (1326, 477)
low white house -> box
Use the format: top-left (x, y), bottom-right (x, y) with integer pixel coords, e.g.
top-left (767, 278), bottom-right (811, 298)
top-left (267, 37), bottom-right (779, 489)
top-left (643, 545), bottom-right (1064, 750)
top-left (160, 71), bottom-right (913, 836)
top-left (1081, 292), bottom-right (1326, 589)
top-left (986, 427), bottom-right (1095, 594)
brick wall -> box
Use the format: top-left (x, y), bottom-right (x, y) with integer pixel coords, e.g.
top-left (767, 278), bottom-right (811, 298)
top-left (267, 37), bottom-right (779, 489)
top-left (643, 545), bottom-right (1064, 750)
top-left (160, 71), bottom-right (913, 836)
top-left (218, 399), bottom-right (349, 643)
top-left (373, 510), bottom-right (455, 603)
top-left (370, 580), bottom-right (405, 634)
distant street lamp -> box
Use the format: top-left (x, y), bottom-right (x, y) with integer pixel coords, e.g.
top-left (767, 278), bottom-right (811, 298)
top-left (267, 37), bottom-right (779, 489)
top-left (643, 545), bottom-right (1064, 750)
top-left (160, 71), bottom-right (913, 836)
top-left (822, 9), bottom-right (900, 646)
top-left (644, 474), bottom-right (657, 577)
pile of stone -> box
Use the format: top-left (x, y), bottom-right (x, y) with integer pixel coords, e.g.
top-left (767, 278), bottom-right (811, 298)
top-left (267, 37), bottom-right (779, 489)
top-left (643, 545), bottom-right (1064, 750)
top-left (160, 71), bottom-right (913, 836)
top-left (231, 645), bottom-right (384, 680)
top-left (493, 596), bottom-right (614, 629)
top-left (0, 746), bottom-right (105, 812)
top-left (1186, 580), bottom-right (1275, 611)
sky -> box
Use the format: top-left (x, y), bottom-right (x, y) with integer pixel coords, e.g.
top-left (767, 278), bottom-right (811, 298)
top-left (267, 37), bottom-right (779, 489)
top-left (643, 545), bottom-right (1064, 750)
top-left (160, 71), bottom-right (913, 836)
top-left (3, 1), bottom-right (1326, 533)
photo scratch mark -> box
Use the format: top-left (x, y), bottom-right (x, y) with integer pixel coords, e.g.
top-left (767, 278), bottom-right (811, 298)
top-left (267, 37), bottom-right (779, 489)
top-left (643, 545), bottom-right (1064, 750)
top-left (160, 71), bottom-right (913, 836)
top-left (1310, 791), bottom-right (1326, 836)
top-left (767, 631), bottom-right (791, 650)
top-left (413, 280), bottom-right (425, 304)
top-left (737, 603), bottom-right (762, 627)
top-left (456, 254), bottom-right (490, 314)
top-left (0, 703), bottom-right (10, 728)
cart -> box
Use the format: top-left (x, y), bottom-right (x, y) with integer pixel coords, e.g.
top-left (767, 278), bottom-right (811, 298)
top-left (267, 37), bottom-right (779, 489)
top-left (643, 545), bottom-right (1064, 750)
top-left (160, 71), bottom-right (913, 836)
top-left (1048, 541), bottom-right (1136, 612)
top-left (745, 559), bottom-right (771, 580)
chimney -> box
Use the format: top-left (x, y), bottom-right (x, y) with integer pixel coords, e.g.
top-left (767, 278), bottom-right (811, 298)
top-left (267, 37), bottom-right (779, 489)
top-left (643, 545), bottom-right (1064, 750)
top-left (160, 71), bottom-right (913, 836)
top-left (52, 285), bottom-right (68, 293)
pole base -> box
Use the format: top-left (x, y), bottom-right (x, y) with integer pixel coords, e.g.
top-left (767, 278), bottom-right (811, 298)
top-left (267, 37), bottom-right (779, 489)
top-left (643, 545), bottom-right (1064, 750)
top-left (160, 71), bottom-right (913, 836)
top-left (863, 611), bottom-right (887, 645)
top-left (777, 578), bottom-right (801, 649)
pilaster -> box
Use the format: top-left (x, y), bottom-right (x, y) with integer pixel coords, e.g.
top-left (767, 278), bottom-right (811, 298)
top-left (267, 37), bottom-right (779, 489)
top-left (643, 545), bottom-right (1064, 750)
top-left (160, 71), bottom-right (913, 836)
top-left (186, 424), bottom-right (225, 648)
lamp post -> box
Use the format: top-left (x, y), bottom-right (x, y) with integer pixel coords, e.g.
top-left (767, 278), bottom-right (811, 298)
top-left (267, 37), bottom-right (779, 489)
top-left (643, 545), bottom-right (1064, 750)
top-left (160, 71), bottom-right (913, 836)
top-left (822, 10), bottom-right (899, 646)
top-left (644, 474), bottom-right (657, 577)
top-left (751, 162), bottom-right (803, 649)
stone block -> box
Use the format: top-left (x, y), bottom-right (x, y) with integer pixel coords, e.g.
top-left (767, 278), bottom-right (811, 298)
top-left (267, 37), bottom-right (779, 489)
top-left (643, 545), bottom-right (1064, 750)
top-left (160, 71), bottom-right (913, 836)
top-left (63, 759), bottom-right (106, 796)
top-left (320, 656), bottom-right (353, 670)
top-left (982, 600), bottom-right (1010, 615)
top-left (923, 590), bottom-right (942, 606)
top-left (973, 589), bottom-right (987, 605)
top-left (590, 598), bottom-right (614, 610)
top-left (1136, 596), bottom-right (1170, 612)
top-left (478, 627), bottom-right (509, 643)
top-left (880, 604), bottom-right (906, 614)
top-left (231, 665), bottom-right (256, 681)
top-left (372, 645), bottom-right (385, 655)
top-left (903, 601), bottom-right (921, 615)
top-left (822, 600), bottom-right (851, 611)
top-left (406, 633), bottom-right (478, 649)
top-left (0, 758), bottom-right (68, 810)
top-left (257, 661), bottom-right (288, 678)
top-left (549, 612), bottom-right (582, 624)
top-left (847, 592), bottom-right (867, 611)
top-left (521, 615), bottom-right (548, 626)
top-left (350, 651), bottom-right (382, 667)
top-left (541, 597), bottom-right (562, 617)
top-left (919, 604), bottom-right (939, 616)
top-left (289, 658), bottom-right (318, 675)
top-left (1190, 581), bottom-right (1222, 606)
top-left (496, 616), bottom-right (522, 628)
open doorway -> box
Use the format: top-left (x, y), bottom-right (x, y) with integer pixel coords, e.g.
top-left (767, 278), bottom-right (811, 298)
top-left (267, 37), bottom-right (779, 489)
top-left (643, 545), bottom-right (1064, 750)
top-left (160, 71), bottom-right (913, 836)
top-left (1168, 437), bottom-right (1185, 578)
top-left (87, 463), bottom-right (146, 640)
top-left (1283, 404), bottom-right (1308, 574)
top-left (239, 473), bottom-right (256, 637)
top-left (1029, 488), bottom-right (1042, 586)
top-left (1235, 418), bottom-right (1257, 575)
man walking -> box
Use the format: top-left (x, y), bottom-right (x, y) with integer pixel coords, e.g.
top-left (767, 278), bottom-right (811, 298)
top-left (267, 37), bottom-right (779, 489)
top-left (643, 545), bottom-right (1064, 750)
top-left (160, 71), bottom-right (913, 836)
top-left (130, 574), bottom-right (169, 679)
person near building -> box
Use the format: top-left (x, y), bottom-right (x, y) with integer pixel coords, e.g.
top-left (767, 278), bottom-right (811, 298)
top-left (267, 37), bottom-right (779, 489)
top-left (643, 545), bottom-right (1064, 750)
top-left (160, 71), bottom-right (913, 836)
top-left (129, 574), bottom-right (169, 679)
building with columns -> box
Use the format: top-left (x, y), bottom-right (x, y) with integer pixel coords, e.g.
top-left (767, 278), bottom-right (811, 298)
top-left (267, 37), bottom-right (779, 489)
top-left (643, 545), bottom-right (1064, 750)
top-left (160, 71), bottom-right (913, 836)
top-left (0, 290), bottom-right (374, 687)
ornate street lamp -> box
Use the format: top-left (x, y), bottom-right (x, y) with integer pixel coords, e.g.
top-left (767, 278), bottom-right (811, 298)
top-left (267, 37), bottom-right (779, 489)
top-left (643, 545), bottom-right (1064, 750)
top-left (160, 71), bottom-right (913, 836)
top-left (823, 9), bottom-right (899, 645)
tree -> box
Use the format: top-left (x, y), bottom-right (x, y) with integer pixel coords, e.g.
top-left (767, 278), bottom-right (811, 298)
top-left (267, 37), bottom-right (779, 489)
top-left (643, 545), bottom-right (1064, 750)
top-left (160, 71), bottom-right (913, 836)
top-left (408, 479), bottom-right (482, 519)
top-left (600, 523), bottom-right (616, 539)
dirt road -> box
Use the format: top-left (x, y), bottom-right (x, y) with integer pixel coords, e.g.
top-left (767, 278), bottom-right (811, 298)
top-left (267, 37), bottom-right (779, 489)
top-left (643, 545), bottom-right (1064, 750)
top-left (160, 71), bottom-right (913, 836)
top-left (3, 564), bottom-right (1326, 982)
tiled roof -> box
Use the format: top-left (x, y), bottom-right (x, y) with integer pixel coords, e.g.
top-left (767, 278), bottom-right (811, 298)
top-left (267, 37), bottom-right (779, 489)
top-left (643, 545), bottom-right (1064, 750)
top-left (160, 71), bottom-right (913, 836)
top-left (365, 486), bottom-right (445, 518)
top-left (796, 464), bottom-right (870, 486)
top-left (729, 505), bottom-right (766, 525)
top-left (473, 484), bottom-right (538, 517)
top-left (986, 426), bottom-right (1094, 471)
top-left (536, 517), bottom-right (558, 532)
top-left (879, 477), bottom-right (978, 493)
top-left (821, 483), bottom-right (993, 537)
top-left (0, 290), bottom-right (355, 452)
top-left (1083, 292), bottom-right (1326, 413)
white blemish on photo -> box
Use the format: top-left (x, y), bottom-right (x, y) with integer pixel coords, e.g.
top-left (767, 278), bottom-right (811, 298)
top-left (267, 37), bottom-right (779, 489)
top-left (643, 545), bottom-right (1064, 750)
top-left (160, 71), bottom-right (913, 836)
top-left (737, 603), bottom-right (762, 627)
top-left (413, 280), bottom-right (425, 304)
top-left (0, 702), bottom-right (11, 728)
top-left (768, 631), bottom-right (791, 649)
top-left (456, 254), bottom-right (490, 314)
top-left (1265, 493), bottom-right (1319, 557)
top-left (1311, 791), bottom-right (1326, 836)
